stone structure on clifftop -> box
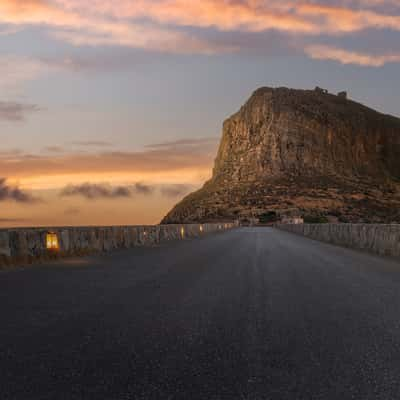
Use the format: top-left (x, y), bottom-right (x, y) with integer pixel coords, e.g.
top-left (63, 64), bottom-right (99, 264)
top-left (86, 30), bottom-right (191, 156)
top-left (162, 87), bottom-right (400, 224)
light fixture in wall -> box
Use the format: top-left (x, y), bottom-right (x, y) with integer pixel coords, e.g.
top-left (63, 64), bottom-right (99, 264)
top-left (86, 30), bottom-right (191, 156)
top-left (46, 232), bottom-right (59, 251)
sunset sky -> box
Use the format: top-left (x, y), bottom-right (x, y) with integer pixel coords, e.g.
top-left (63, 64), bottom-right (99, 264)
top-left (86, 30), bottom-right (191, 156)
top-left (1, 0), bottom-right (400, 227)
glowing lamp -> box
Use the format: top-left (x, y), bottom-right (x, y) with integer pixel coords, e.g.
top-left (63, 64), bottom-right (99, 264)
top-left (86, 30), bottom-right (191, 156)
top-left (200, 225), bottom-right (203, 233)
top-left (180, 227), bottom-right (185, 239)
top-left (46, 232), bottom-right (59, 250)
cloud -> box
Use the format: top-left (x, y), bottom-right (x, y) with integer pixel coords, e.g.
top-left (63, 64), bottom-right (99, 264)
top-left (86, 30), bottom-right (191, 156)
top-left (42, 141), bottom-right (113, 154)
top-left (0, 136), bottom-right (218, 181)
top-left (2, 0), bottom-right (400, 52)
top-left (60, 181), bottom-right (194, 201)
top-left (0, 0), bottom-right (233, 54)
top-left (1, 1), bottom-right (400, 64)
top-left (145, 137), bottom-right (219, 150)
top-left (49, 0), bottom-right (400, 36)
top-left (305, 44), bottom-right (400, 66)
top-left (134, 183), bottom-right (154, 195)
top-left (43, 146), bottom-right (66, 153)
top-left (65, 0), bottom-right (316, 34)
top-left (297, 2), bottom-right (400, 34)
top-left (61, 183), bottom-right (132, 199)
top-left (0, 55), bottom-right (50, 89)
top-left (0, 149), bottom-right (23, 158)
top-left (160, 184), bottom-right (193, 198)
top-left (0, 178), bottom-right (38, 203)
top-left (59, 180), bottom-right (192, 199)
top-left (70, 140), bottom-right (113, 147)
top-left (0, 101), bottom-right (40, 122)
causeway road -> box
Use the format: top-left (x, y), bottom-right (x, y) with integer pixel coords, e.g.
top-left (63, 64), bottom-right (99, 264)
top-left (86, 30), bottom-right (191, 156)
top-left (1, 228), bottom-right (400, 399)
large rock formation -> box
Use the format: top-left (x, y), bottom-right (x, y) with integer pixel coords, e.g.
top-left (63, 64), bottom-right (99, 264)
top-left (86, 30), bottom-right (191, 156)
top-left (162, 87), bottom-right (400, 224)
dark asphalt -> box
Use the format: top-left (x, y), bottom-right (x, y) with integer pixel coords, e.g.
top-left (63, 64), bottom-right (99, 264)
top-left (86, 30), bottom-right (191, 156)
top-left (1, 228), bottom-right (400, 399)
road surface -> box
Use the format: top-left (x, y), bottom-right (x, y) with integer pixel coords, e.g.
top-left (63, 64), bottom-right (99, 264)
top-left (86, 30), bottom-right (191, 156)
top-left (1, 228), bottom-right (400, 399)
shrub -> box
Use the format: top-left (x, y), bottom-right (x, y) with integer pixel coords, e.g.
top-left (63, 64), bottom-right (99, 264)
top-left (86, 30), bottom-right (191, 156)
top-left (303, 215), bottom-right (329, 224)
top-left (259, 211), bottom-right (278, 224)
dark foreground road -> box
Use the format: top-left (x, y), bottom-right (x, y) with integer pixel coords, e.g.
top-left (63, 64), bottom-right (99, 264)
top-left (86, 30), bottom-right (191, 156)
top-left (1, 228), bottom-right (400, 399)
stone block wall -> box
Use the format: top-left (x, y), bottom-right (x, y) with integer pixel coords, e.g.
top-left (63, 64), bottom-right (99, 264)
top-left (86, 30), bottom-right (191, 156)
top-left (0, 223), bottom-right (237, 268)
top-left (277, 224), bottom-right (400, 258)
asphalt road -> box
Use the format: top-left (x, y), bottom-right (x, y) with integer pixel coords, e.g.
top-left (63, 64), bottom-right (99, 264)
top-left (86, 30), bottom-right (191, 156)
top-left (1, 228), bottom-right (400, 399)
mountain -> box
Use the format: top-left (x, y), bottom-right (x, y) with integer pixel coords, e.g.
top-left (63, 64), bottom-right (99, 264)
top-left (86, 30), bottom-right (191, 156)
top-left (162, 87), bottom-right (400, 224)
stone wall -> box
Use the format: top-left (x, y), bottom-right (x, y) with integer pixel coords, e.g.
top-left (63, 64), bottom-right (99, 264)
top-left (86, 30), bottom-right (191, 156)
top-left (0, 223), bottom-right (237, 268)
top-left (277, 224), bottom-right (400, 258)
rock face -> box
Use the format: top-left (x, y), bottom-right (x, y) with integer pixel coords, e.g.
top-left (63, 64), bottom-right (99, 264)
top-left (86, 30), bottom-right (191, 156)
top-left (162, 87), bottom-right (400, 224)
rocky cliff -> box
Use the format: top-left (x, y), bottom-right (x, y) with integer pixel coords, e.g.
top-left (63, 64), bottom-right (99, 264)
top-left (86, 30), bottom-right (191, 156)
top-left (162, 87), bottom-right (400, 224)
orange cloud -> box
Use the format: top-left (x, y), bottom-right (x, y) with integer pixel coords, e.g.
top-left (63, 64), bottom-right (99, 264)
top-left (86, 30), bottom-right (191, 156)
top-left (53, 0), bottom-right (400, 35)
top-left (2, 0), bottom-right (400, 58)
top-left (73, 0), bottom-right (315, 33)
top-left (305, 44), bottom-right (400, 66)
top-left (0, 0), bottom-right (232, 53)
top-left (0, 138), bottom-right (218, 189)
top-left (297, 2), bottom-right (400, 33)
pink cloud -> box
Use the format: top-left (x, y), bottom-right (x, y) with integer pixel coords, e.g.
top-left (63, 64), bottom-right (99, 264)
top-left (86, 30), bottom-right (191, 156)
top-left (52, 0), bottom-right (400, 35)
top-left (0, 0), bottom-right (233, 53)
top-left (1, 0), bottom-right (400, 63)
top-left (297, 2), bottom-right (400, 33)
top-left (305, 44), bottom-right (400, 66)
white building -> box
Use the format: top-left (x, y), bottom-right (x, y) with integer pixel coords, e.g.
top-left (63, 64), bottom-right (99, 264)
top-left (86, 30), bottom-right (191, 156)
top-left (281, 216), bottom-right (304, 225)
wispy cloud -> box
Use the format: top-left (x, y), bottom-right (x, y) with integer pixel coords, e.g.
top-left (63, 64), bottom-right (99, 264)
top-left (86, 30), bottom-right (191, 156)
top-left (297, 2), bottom-right (400, 34)
top-left (0, 149), bottom-right (23, 158)
top-left (30, 0), bottom-right (400, 35)
top-left (305, 44), bottom-right (400, 66)
top-left (0, 178), bottom-right (38, 203)
top-left (134, 183), bottom-right (154, 195)
top-left (60, 181), bottom-right (195, 201)
top-left (0, 55), bottom-right (50, 89)
top-left (43, 146), bottom-right (66, 153)
top-left (61, 183), bottom-right (132, 199)
top-left (0, 0), bottom-right (233, 54)
top-left (160, 184), bottom-right (193, 198)
top-left (0, 101), bottom-right (40, 122)
top-left (70, 140), bottom-right (113, 147)
top-left (145, 137), bottom-right (219, 150)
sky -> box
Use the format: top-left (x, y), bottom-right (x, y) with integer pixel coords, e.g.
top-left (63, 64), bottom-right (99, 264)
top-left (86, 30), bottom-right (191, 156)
top-left (1, 0), bottom-right (400, 227)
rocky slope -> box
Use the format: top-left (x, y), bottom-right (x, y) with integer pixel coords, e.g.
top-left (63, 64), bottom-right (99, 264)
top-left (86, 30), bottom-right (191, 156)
top-left (162, 87), bottom-right (400, 224)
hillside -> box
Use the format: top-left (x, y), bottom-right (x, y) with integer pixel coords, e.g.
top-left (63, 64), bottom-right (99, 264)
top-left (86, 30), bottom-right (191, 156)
top-left (162, 87), bottom-right (400, 224)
